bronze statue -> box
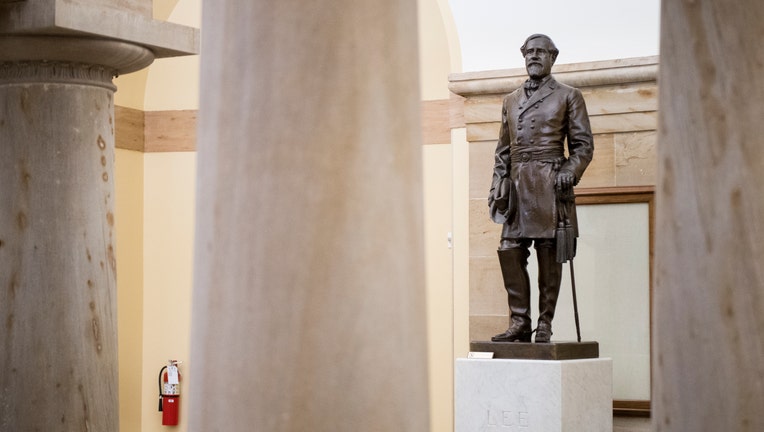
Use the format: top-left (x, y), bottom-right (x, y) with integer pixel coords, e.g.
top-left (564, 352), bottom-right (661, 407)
top-left (488, 34), bottom-right (594, 343)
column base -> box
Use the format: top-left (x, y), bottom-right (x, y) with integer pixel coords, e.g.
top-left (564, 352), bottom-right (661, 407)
top-left (455, 358), bottom-right (612, 432)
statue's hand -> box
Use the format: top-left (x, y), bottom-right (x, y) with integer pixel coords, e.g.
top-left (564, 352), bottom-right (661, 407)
top-left (556, 170), bottom-right (575, 192)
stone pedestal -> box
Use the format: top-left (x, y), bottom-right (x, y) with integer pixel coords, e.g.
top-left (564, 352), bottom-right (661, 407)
top-left (455, 358), bottom-right (612, 432)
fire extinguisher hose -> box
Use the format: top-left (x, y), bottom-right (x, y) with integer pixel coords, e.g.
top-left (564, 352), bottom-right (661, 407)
top-left (158, 365), bottom-right (168, 412)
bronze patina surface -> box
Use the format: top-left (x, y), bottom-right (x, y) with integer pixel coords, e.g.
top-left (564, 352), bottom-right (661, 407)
top-left (470, 341), bottom-right (599, 360)
top-left (488, 34), bottom-right (594, 344)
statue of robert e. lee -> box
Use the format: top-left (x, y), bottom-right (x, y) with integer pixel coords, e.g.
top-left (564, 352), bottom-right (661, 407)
top-left (488, 34), bottom-right (594, 343)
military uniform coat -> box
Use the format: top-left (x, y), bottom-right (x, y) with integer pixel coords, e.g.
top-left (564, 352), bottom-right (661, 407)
top-left (489, 76), bottom-right (594, 239)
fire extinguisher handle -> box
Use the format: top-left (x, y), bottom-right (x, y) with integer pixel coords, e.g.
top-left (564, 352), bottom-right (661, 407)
top-left (158, 365), bottom-right (168, 412)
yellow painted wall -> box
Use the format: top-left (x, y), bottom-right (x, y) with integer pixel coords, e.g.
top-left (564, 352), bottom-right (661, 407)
top-left (141, 153), bottom-right (197, 432)
top-left (114, 70), bottom-right (149, 110)
top-left (451, 128), bottom-right (470, 359)
top-left (115, 148), bottom-right (144, 432)
top-left (154, 0), bottom-right (180, 20)
top-left (144, 0), bottom-right (201, 111)
top-left (114, 133), bottom-right (199, 432)
top-left (418, 1), bottom-right (463, 431)
top-left (419, 0), bottom-right (453, 101)
top-left (113, 0), bottom-right (201, 429)
top-left (423, 143), bottom-right (454, 432)
top-left (141, 0), bottom-right (201, 428)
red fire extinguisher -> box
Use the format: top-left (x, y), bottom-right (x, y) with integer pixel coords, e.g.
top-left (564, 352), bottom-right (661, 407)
top-left (158, 360), bottom-right (182, 426)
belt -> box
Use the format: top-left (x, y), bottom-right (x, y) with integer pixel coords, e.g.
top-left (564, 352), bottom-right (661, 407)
top-left (510, 148), bottom-right (564, 164)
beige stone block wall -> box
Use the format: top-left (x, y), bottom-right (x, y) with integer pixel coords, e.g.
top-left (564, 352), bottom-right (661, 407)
top-left (581, 133), bottom-right (616, 188)
top-left (615, 131), bottom-right (657, 186)
top-left (468, 140), bottom-right (496, 199)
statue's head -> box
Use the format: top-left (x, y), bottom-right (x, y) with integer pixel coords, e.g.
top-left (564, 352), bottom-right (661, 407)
top-left (520, 34), bottom-right (558, 80)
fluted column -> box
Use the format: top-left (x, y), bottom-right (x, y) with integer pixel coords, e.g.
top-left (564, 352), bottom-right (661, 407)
top-left (189, 1), bottom-right (429, 431)
top-left (654, 1), bottom-right (764, 430)
top-left (0, 6), bottom-right (197, 428)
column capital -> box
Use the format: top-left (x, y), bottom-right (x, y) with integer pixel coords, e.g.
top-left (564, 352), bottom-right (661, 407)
top-left (0, 0), bottom-right (198, 73)
top-left (0, 36), bottom-right (155, 86)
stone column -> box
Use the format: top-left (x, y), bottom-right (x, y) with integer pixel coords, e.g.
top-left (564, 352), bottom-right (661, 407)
top-left (189, 1), bottom-right (429, 431)
top-left (0, 40), bottom-right (139, 431)
top-left (0, 4), bottom-right (197, 430)
top-left (654, 1), bottom-right (764, 430)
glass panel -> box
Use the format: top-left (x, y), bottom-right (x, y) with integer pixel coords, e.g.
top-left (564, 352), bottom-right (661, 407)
top-left (526, 202), bottom-right (651, 400)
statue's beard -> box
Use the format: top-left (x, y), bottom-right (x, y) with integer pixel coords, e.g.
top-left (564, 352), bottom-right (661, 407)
top-left (527, 63), bottom-right (546, 79)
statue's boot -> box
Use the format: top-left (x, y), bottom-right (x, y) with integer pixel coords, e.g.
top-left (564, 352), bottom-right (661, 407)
top-left (535, 242), bottom-right (562, 343)
top-left (492, 248), bottom-right (532, 342)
